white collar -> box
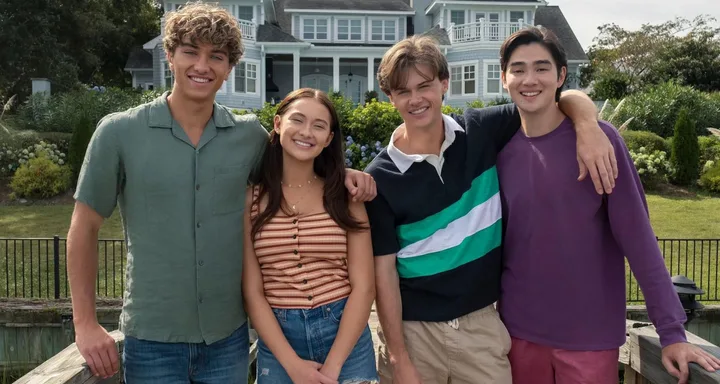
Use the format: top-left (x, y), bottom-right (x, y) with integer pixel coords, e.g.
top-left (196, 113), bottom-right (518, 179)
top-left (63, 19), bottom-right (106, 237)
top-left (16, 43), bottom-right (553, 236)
top-left (387, 114), bottom-right (464, 174)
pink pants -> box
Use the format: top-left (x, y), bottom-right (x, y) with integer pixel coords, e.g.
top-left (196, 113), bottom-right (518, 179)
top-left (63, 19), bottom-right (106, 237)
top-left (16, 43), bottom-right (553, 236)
top-left (508, 337), bottom-right (619, 384)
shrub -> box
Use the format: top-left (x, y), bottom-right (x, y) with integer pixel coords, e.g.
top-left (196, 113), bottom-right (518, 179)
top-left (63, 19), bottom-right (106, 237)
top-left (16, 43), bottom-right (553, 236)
top-left (466, 100), bottom-right (485, 109)
top-left (441, 105), bottom-right (463, 116)
top-left (670, 108), bottom-right (700, 185)
top-left (620, 130), bottom-right (669, 153)
top-left (613, 81), bottom-right (720, 137)
top-left (364, 90), bottom-right (379, 105)
top-left (629, 147), bottom-right (671, 190)
top-left (486, 96), bottom-right (512, 106)
top-left (17, 87), bottom-right (153, 134)
top-left (344, 136), bottom-right (384, 170)
top-left (252, 102), bottom-right (279, 131)
top-left (699, 135), bottom-right (720, 167)
top-left (347, 100), bottom-right (402, 146)
top-left (329, 92), bottom-right (354, 129)
top-left (0, 140), bottom-right (66, 177)
top-left (68, 114), bottom-right (95, 184)
top-left (699, 161), bottom-right (720, 193)
top-left (10, 151), bottom-right (72, 199)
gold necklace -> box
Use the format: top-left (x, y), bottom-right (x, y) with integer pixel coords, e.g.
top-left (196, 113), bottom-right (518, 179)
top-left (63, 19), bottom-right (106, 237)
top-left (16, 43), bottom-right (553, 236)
top-left (281, 175), bottom-right (317, 188)
top-left (282, 175), bottom-right (318, 212)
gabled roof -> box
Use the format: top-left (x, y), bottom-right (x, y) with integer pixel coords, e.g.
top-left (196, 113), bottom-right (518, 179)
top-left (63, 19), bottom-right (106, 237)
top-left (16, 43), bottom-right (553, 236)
top-left (534, 6), bottom-right (587, 61)
top-left (124, 46), bottom-right (153, 70)
top-left (284, 0), bottom-right (413, 12)
top-left (257, 23), bottom-right (303, 43)
top-left (422, 25), bottom-right (451, 46)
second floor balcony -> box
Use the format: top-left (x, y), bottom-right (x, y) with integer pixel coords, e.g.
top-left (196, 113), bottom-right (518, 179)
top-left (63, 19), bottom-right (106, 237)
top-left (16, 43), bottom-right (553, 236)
top-left (238, 19), bottom-right (256, 41)
top-left (447, 20), bottom-right (531, 45)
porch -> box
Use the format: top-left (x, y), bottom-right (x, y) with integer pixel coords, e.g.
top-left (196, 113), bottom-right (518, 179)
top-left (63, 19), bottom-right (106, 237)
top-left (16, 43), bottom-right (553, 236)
top-left (446, 20), bottom-right (532, 45)
top-left (263, 52), bottom-right (390, 106)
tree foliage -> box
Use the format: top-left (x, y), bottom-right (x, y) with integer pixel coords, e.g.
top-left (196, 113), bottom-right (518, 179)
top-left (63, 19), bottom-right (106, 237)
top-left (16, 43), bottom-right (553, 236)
top-left (0, 0), bottom-right (161, 103)
top-left (583, 15), bottom-right (720, 99)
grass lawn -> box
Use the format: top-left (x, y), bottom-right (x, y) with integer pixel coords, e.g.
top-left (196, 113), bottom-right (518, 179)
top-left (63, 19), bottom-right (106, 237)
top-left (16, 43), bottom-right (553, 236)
top-left (0, 188), bottom-right (719, 300)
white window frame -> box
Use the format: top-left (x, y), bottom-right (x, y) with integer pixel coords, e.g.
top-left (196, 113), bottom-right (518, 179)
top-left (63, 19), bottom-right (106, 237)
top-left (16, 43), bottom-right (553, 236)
top-left (484, 60), bottom-right (503, 97)
top-left (450, 10), bottom-right (466, 26)
top-left (232, 59), bottom-right (260, 95)
top-left (335, 17), bottom-right (365, 43)
top-left (236, 5), bottom-right (254, 22)
top-left (369, 18), bottom-right (399, 43)
top-left (300, 16), bottom-right (331, 42)
top-left (162, 60), bottom-right (173, 89)
top-left (449, 61), bottom-right (477, 97)
top-left (144, 82), bottom-right (154, 91)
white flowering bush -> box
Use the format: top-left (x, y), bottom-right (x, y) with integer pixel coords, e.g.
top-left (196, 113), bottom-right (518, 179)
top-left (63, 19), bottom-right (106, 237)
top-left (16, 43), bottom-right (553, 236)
top-left (344, 136), bottom-right (384, 170)
top-left (10, 149), bottom-right (72, 199)
top-left (629, 147), bottom-right (671, 190)
top-left (0, 141), bottom-right (66, 177)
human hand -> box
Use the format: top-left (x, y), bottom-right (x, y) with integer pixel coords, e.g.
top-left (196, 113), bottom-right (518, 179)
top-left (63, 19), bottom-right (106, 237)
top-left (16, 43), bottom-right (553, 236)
top-left (662, 342), bottom-right (720, 383)
top-left (391, 354), bottom-right (423, 384)
top-left (575, 119), bottom-right (618, 194)
top-left (287, 358), bottom-right (339, 384)
top-left (75, 321), bottom-right (120, 378)
top-left (344, 169), bottom-right (377, 202)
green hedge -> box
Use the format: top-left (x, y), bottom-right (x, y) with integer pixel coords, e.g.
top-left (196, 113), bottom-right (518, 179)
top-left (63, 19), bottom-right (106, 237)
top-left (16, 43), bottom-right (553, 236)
top-left (620, 130), bottom-right (669, 153)
top-left (670, 108), bottom-right (700, 186)
top-left (613, 82), bottom-right (720, 138)
top-left (699, 161), bottom-right (720, 193)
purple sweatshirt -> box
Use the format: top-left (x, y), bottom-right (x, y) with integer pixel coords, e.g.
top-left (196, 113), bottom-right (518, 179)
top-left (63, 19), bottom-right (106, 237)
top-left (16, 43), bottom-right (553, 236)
top-left (496, 118), bottom-right (687, 350)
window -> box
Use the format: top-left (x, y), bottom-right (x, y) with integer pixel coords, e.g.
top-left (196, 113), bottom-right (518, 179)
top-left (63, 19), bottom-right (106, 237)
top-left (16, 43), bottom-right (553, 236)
top-left (510, 11), bottom-right (524, 23)
top-left (474, 12), bottom-right (485, 23)
top-left (486, 64), bottom-right (501, 94)
top-left (302, 18), bottom-right (329, 40)
top-left (237, 6), bottom-right (253, 21)
top-left (337, 19), bottom-right (362, 41)
top-left (450, 64), bottom-right (476, 95)
top-left (370, 20), bottom-right (396, 41)
top-left (234, 62), bottom-right (257, 93)
top-left (163, 61), bottom-right (173, 89)
top-left (450, 10), bottom-right (465, 26)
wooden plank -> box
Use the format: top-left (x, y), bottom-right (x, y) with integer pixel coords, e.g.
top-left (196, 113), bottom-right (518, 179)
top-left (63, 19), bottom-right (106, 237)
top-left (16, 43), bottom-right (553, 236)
top-left (14, 330), bottom-right (124, 384)
top-left (625, 320), bottom-right (720, 384)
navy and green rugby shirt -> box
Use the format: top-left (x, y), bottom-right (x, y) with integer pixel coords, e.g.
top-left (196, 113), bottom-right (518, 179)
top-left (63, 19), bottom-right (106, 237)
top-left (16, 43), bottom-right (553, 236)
top-left (364, 104), bottom-right (520, 322)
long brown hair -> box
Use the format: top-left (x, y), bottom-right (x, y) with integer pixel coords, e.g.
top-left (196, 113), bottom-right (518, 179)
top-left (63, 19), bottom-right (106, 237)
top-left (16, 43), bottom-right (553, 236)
top-left (251, 88), bottom-right (366, 239)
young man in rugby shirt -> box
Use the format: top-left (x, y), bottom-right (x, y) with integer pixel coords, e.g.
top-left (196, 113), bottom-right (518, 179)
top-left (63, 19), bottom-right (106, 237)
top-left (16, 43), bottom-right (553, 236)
top-left (364, 34), bottom-right (618, 384)
top-left (496, 26), bottom-right (720, 384)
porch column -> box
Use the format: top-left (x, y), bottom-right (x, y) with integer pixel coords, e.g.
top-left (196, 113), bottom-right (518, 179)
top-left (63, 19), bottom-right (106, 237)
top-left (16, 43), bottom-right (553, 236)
top-left (293, 52), bottom-right (300, 90)
top-left (333, 56), bottom-right (340, 92)
top-left (367, 57), bottom-right (374, 92)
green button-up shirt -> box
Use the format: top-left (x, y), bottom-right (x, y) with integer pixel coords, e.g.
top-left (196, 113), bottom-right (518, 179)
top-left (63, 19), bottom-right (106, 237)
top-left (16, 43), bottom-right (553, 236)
top-left (74, 92), bottom-right (268, 343)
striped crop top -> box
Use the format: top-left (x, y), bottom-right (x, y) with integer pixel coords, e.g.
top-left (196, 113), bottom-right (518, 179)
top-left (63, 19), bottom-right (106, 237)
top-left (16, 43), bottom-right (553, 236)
top-left (250, 187), bottom-right (352, 309)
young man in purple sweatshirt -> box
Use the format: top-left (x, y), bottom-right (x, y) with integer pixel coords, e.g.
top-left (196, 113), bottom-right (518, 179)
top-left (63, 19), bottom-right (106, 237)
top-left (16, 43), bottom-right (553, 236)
top-left (495, 26), bottom-right (720, 384)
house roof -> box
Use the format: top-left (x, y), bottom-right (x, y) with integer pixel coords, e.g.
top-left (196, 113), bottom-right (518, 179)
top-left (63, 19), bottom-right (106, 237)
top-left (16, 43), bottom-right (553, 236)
top-left (257, 23), bottom-right (303, 43)
top-left (421, 25), bottom-right (451, 46)
top-left (124, 47), bottom-right (153, 70)
top-left (534, 6), bottom-right (588, 61)
top-left (284, 0), bottom-right (413, 12)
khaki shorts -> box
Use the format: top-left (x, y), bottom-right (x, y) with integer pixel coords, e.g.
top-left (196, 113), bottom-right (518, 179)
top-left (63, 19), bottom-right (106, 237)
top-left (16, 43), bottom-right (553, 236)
top-left (377, 304), bottom-right (512, 384)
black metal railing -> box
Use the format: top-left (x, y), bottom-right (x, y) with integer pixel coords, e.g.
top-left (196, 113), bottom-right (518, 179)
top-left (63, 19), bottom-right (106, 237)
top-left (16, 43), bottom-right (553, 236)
top-left (0, 236), bottom-right (125, 299)
top-left (1, 237), bottom-right (719, 302)
top-left (627, 238), bottom-right (720, 303)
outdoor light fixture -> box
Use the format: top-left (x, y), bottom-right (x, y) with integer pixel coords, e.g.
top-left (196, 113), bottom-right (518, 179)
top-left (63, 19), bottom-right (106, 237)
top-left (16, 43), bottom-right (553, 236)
top-left (348, 71), bottom-right (353, 82)
top-left (672, 275), bottom-right (704, 324)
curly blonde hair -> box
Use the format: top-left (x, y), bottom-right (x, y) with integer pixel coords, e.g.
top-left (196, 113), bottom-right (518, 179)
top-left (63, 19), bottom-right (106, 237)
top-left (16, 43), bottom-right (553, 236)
top-left (163, 2), bottom-right (244, 65)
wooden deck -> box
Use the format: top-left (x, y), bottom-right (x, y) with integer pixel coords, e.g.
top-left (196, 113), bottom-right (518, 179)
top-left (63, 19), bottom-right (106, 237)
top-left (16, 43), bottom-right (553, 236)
top-left (15, 313), bottom-right (720, 384)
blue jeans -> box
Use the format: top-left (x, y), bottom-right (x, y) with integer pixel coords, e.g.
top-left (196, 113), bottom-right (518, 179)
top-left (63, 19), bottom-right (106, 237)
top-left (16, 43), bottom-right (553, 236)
top-left (122, 322), bottom-right (249, 383)
top-left (257, 297), bottom-right (378, 383)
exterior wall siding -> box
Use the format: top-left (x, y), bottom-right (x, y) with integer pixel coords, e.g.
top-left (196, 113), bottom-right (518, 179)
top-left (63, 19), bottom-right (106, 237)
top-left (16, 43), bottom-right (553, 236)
top-left (215, 44), bottom-right (263, 110)
top-left (413, 0), bottom-right (434, 31)
top-left (153, 45), bottom-right (163, 90)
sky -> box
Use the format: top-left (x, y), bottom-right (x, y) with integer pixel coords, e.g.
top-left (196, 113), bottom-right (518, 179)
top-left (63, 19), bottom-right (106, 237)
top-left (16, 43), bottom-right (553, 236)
top-left (545, 0), bottom-right (720, 51)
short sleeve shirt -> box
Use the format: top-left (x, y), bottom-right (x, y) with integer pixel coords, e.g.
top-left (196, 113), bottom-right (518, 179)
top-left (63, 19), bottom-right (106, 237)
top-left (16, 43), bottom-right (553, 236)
top-left (74, 92), bottom-right (269, 343)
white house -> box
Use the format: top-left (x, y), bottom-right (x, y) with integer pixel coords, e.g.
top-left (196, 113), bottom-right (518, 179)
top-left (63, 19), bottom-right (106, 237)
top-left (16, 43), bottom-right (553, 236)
top-left (124, 0), bottom-right (588, 109)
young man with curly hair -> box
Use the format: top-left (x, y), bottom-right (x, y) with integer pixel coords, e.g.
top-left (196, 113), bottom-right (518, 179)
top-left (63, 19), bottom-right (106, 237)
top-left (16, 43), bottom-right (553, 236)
top-left (66, 3), bottom-right (375, 382)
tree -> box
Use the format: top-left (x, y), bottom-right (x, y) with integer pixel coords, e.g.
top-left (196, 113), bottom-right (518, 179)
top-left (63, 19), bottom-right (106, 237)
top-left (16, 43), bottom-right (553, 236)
top-left (670, 108), bottom-right (700, 186)
top-left (0, 0), bottom-right (160, 103)
top-left (583, 15), bottom-right (720, 96)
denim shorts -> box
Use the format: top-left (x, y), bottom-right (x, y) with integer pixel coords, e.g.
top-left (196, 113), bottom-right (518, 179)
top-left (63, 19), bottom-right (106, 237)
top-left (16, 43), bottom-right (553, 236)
top-left (123, 322), bottom-right (249, 384)
top-left (256, 297), bottom-right (378, 383)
